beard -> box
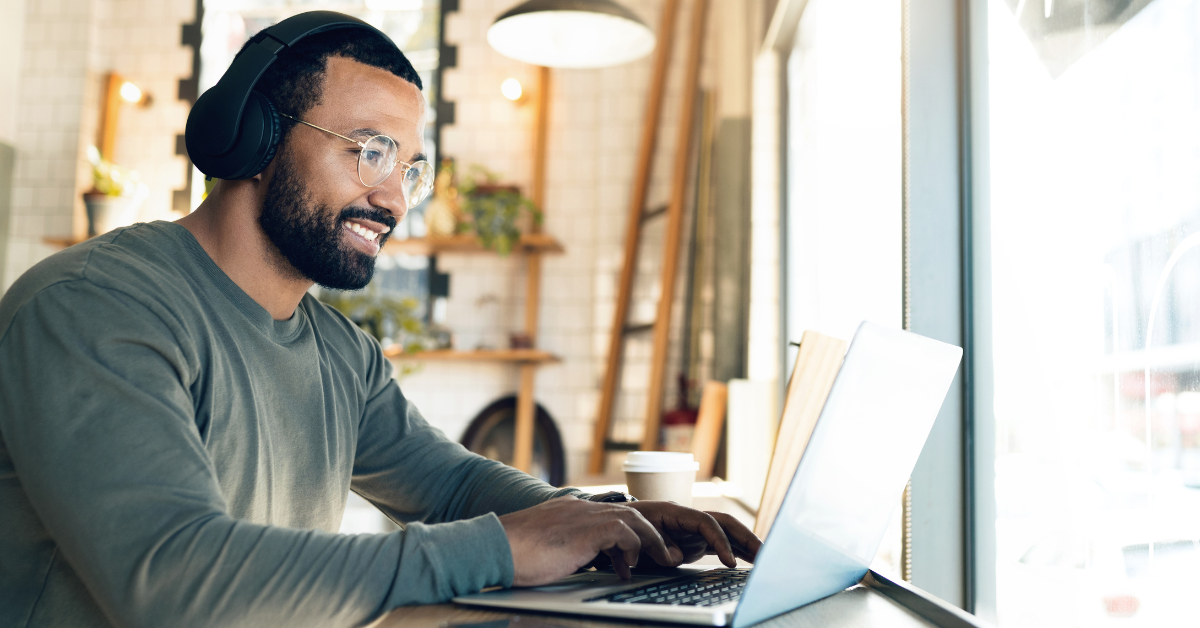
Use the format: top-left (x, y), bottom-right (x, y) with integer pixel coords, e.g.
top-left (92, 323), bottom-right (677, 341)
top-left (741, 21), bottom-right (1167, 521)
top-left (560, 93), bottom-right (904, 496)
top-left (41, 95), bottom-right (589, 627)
top-left (258, 147), bottom-right (396, 291)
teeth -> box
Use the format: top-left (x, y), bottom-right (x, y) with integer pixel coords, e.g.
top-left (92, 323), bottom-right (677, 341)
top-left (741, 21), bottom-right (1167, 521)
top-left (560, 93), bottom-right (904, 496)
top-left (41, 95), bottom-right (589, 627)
top-left (344, 221), bottom-right (379, 242)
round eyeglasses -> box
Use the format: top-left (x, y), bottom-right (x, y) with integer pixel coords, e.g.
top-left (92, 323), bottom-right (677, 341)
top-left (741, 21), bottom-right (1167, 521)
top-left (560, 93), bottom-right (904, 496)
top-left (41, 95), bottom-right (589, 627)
top-left (280, 113), bottom-right (435, 208)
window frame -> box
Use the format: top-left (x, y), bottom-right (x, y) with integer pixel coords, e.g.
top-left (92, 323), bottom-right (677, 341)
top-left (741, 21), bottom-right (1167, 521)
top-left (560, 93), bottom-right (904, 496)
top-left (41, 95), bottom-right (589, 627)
top-left (763, 0), bottom-right (997, 618)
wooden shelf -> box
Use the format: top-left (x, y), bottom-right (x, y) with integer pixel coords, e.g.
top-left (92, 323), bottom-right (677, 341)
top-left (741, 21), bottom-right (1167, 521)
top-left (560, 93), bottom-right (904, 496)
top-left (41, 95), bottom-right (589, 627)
top-left (382, 233), bottom-right (564, 256)
top-left (44, 236), bottom-right (89, 248)
top-left (47, 234), bottom-right (566, 256)
top-left (383, 347), bottom-right (561, 364)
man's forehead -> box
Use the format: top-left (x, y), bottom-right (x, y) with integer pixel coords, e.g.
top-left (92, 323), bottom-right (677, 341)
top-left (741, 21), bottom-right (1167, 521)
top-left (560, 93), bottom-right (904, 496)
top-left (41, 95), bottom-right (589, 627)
top-left (313, 56), bottom-right (426, 152)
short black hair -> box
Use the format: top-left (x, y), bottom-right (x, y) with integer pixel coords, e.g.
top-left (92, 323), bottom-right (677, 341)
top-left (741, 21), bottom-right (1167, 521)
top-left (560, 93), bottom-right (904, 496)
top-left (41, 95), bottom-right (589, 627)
top-left (243, 26), bottom-right (422, 139)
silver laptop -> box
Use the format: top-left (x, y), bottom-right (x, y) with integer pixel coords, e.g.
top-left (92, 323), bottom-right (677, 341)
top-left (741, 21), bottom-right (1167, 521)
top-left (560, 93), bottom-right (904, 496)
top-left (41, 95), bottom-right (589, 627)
top-left (455, 322), bottom-right (962, 627)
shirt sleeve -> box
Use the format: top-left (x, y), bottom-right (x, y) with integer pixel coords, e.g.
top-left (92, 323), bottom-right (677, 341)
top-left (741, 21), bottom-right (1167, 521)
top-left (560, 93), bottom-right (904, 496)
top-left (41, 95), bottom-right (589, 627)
top-left (0, 281), bottom-right (508, 628)
top-left (349, 342), bottom-right (586, 535)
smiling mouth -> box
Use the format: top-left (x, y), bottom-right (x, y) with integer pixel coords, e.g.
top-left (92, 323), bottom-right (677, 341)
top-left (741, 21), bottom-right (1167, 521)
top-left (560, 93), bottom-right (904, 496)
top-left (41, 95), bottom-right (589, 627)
top-left (343, 220), bottom-right (390, 245)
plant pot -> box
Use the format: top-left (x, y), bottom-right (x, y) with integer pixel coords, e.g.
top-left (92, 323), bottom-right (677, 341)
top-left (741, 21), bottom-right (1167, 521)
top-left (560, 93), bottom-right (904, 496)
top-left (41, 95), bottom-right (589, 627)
top-left (83, 192), bottom-right (140, 236)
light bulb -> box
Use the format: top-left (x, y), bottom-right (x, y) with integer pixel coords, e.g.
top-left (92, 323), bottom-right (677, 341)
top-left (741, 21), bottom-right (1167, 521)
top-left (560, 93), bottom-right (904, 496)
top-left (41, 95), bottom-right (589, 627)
top-left (119, 81), bottom-right (142, 104)
top-left (501, 78), bottom-right (523, 101)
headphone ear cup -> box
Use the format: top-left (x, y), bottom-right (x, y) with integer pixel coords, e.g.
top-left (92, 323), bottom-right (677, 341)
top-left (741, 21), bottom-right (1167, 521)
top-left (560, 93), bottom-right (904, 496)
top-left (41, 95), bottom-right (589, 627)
top-left (188, 90), bottom-right (280, 180)
top-left (223, 91), bottom-right (281, 180)
top-left (246, 94), bottom-right (282, 178)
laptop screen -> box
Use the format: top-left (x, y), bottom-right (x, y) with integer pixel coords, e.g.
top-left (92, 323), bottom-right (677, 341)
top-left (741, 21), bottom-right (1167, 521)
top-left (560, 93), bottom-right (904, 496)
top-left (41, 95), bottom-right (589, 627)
top-left (733, 322), bottom-right (962, 628)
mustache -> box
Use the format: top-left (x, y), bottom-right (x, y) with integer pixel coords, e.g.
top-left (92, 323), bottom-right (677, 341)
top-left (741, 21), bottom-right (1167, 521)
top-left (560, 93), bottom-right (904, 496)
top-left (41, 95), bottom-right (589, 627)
top-left (339, 206), bottom-right (398, 232)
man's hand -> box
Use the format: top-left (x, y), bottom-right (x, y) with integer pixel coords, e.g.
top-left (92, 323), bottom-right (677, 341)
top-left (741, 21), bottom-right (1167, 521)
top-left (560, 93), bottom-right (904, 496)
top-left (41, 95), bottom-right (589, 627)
top-left (499, 496), bottom-right (683, 586)
top-left (626, 501), bottom-right (762, 568)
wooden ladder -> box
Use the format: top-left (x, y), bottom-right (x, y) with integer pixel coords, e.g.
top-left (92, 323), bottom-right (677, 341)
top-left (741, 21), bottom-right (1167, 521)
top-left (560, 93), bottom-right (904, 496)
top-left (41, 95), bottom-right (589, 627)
top-left (587, 0), bottom-right (709, 475)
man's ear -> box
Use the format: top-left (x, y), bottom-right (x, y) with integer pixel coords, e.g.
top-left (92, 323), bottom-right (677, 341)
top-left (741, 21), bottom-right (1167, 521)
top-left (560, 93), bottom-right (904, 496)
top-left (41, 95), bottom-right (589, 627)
top-left (250, 156), bottom-right (274, 184)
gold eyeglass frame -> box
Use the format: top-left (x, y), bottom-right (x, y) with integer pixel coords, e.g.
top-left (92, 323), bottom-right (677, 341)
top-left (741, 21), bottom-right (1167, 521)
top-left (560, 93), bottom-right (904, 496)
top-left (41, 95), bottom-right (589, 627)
top-left (279, 112), bottom-right (432, 203)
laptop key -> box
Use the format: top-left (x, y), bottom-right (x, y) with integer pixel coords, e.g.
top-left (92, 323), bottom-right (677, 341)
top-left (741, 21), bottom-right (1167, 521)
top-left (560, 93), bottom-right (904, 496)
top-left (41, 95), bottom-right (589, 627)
top-left (587, 568), bottom-right (749, 606)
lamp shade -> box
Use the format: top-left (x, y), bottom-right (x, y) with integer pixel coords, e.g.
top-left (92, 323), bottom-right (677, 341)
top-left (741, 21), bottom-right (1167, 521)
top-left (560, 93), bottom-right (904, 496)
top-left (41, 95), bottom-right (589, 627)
top-left (487, 0), bottom-right (655, 69)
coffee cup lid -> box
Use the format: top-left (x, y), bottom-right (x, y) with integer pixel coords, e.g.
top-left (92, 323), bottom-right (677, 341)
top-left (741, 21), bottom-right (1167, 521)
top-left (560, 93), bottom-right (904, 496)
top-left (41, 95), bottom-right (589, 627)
top-left (622, 451), bottom-right (700, 473)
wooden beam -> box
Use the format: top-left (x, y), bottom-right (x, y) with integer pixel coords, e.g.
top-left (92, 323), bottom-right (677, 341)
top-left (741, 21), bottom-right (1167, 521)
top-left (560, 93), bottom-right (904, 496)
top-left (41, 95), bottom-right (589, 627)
top-left (98, 72), bottom-right (124, 161)
top-left (588, 0), bottom-right (681, 475)
top-left (530, 64), bottom-right (550, 214)
top-left (692, 381), bottom-right (728, 479)
top-left (513, 65), bottom-right (552, 475)
top-left (513, 365), bottom-right (538, 474)
top-left (641, 0), bottom-right (709, 452)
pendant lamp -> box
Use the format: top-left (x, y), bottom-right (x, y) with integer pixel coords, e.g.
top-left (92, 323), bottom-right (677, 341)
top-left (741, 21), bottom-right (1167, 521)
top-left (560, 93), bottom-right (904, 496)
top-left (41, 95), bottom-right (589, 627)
top-left (487, 0), bottom-right (655, 69)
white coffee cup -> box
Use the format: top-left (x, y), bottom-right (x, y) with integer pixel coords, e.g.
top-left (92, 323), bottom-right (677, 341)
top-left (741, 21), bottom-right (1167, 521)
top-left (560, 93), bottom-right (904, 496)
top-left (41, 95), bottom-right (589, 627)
top-left (623, 451), bottom-right (699, 507)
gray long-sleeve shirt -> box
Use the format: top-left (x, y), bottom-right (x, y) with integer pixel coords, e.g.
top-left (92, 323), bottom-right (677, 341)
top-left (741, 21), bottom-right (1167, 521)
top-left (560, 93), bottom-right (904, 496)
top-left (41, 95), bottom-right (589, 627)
top-left (0, 221), bottom-right (579, 628)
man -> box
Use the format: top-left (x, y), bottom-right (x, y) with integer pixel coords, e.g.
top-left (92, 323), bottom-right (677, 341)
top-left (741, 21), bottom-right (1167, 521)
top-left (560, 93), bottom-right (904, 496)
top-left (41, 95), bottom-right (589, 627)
top-left (0, 16), bottom-right (760, 628)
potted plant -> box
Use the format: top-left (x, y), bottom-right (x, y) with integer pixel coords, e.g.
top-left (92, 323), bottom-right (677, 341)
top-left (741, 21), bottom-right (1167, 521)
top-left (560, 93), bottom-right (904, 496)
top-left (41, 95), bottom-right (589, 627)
top-left (83, 145), bottom-right (146, 236)
top-left (456, 164), bottom-right (542, 255)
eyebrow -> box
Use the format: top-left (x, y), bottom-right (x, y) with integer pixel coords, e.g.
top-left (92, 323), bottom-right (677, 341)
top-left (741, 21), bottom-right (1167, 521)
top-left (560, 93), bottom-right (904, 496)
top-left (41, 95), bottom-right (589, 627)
top-left (346, 128), bottom-right (426, 162)
top-left (347, 128), bottom-right (385, 140)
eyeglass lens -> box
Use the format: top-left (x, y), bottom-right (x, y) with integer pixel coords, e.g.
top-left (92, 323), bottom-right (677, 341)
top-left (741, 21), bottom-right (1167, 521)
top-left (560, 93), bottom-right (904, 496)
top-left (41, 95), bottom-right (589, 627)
top-left (358, 135), bottom-right (435, 207)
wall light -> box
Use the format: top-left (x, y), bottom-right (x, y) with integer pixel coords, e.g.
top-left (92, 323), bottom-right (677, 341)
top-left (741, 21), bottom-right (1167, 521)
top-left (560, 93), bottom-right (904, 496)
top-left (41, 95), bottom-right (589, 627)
top-left (487, 0), bottom-right (655, 69)
top-left (119, 81), bottom-right (142, 104)
top-left (501, 78), bottom-right (524, 101)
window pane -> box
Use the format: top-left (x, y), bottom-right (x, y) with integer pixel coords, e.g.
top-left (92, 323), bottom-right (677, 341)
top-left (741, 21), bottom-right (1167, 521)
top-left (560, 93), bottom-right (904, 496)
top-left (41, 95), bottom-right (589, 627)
top-left (785, 0), bottom-right (902, 576)
top-left (987, 0), bottom-right (1200, 624)
top-left (786, 0), bottom-right (902, 348)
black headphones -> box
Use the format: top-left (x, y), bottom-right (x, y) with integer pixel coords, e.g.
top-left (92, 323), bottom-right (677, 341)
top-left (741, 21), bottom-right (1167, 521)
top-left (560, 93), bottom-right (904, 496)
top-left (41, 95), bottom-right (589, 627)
top-left (185, 11), bottom-right (395, 180)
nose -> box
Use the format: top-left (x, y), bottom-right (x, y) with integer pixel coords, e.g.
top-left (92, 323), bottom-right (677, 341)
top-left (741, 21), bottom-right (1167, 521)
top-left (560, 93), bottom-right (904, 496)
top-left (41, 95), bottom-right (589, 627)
top-left (366, 170), bottom-right (409, 223)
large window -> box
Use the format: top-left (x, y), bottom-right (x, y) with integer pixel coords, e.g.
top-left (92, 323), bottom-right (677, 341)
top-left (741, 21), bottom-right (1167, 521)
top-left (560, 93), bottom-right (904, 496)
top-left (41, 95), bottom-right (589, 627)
top-left (987, 0), bottom-right (1200, 624)
top-left (785, 0), bottom-right (903, 575)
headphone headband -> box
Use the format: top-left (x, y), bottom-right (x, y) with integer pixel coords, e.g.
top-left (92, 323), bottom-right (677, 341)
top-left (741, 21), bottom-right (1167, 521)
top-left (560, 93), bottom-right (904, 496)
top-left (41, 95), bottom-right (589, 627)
top-left (185, 11), bottom-right (396, 179)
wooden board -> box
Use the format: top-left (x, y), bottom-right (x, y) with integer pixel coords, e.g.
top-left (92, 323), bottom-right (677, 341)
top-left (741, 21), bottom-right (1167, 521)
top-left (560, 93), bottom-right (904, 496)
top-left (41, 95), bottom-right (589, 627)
top-left (384, 348), bottom-right (560, 363)
top-left (753, 330), bottom-right (847, 538)
top-left (588, 0), bottom-right (681, 475)
top-left (514, 64), bottom-right (553, 475)
top-left (641, 0), bottom-right (710, 452)
top-left (692, 380), bottom-right (728, 479)
top-left (382, 233), bottom-right (563, 256)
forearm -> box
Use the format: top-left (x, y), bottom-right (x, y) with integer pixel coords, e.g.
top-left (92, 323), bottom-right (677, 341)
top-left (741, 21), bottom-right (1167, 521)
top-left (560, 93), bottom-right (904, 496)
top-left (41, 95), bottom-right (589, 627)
top-left (424, 452), bottom-right (588, 520)
top-left (353, 383), bottom-right (588, 524)
top-left (69, 510), bottom-right (512, 628)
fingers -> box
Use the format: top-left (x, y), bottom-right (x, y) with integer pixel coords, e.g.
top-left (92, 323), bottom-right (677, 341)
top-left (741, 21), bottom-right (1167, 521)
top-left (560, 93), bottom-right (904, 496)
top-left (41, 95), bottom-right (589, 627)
top-left (672, 510), bottom-right (737, 567)
top-left (660, 531), bottom-right (688, 565)
top-left (707, 512), bottom-right (763, 563)
top-left (674, 534), bottom-right (709, 564)
top-left (605, 546), bottom-right (632, 579)
top-left (608, 506), bottom-right (678, 568)
top-left (631, 502), bottom-right (762, 568)
top-left (598, 519), bottom-right (641, 579)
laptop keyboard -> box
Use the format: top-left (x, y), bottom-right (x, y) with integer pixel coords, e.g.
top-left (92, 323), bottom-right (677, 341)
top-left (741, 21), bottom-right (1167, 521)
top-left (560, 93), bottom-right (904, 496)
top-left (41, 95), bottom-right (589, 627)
top-left (585, 568), bottom-right (749, 607)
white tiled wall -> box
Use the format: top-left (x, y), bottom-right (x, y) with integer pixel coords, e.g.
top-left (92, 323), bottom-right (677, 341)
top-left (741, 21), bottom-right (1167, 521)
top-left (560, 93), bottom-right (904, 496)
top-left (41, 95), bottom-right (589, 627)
top-left (400, 0), bottom-right (715, 482)
top-left (2, 0), bottom-right (193, 289)
top-left (95, 0), bottom-right (194, 224)
top-left (4, 0), bottom-right (95, 289)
